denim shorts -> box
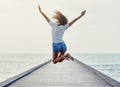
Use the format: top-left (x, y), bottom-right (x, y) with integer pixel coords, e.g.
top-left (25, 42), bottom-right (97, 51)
top-left (52, 42), bottom-right (67, 54)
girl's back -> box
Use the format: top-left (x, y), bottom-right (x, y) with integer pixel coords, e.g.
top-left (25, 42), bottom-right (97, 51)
top-left (49, 21), bottom-right (69, 43)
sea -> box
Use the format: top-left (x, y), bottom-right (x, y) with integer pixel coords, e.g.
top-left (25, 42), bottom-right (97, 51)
top-left (0, 53), bottom-right (120, 82)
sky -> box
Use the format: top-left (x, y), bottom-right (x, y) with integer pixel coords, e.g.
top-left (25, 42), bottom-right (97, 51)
top-left (0, 0), bottom-right (120, 54)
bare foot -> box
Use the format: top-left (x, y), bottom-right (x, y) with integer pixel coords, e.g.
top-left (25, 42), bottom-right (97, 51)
top-left (61, 55), bottom-right (70, 61)
top-left (57, 55), bottom-right (70, 63)
top-left (65, 53), bottom-right (74, 61)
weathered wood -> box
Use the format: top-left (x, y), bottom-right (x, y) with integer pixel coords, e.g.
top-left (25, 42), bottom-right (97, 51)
top-left (0, 60), bottom-right (51, 87)
top-left (1, 59), bottom-right (120, 87)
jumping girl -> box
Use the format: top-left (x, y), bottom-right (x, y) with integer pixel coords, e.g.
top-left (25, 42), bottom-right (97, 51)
top-left (38, 5), bottom-right (86, 64)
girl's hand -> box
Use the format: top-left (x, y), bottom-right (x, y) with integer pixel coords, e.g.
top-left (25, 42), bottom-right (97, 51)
top-left (80, 10), bottom-right (86, 17)
top-left (38, 5), bottom-right (42, 12)
top-left (38, 5), bottom-right (50, 23)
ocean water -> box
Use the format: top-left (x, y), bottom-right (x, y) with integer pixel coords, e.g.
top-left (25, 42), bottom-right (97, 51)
top-left (0, 54), bottom-right (50, 82)
top-left (0, 54), bottom-right (120, 82)
top-left (73, 54), bottom-right (120, 82)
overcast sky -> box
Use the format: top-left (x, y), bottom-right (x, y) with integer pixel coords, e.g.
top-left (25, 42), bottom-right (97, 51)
top-left (0, 0), bottom-right (120, 53)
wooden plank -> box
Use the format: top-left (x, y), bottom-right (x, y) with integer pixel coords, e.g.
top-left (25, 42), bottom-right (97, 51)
top-left (0, 60), bottom-right (51, 87)
top-left (1, 59), bottom-right (120, 87)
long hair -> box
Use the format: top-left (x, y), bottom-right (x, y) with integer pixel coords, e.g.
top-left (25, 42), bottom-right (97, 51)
top-left (53, 11), bottom-right (68, 26)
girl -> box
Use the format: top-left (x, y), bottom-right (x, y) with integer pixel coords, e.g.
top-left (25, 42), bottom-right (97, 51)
top-left (38, 5), bottom-right (86, 64)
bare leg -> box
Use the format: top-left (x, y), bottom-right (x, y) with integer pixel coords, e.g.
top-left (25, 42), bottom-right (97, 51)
top-left (52, 53), bottom-right (65, 64)
top-left (52, 53), bottom-right (59, 64)
top-left (58, 52), bottom-right (69, 63)
top-left (52, 53), bottom-right (69, 64)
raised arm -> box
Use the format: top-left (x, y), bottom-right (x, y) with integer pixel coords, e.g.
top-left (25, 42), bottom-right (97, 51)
top-left (38, 5), bottom-right (50, 23)
top-left (68, 10), bottom-right (86, 27)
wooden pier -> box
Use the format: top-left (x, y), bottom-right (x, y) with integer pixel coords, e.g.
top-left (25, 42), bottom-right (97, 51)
top-left (0, 59), bottom-right (120, 87)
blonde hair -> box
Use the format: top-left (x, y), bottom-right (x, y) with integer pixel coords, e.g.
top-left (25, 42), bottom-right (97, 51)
top-left (53, 11), bottom-right (68, 26)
